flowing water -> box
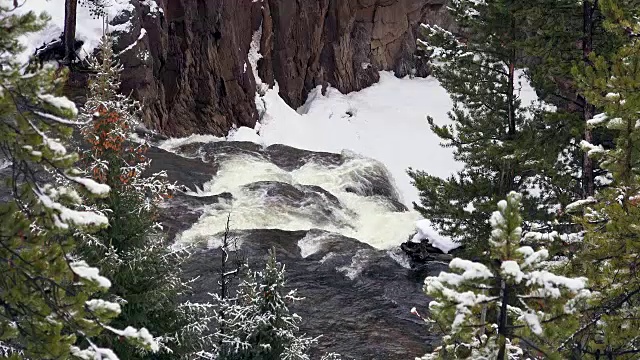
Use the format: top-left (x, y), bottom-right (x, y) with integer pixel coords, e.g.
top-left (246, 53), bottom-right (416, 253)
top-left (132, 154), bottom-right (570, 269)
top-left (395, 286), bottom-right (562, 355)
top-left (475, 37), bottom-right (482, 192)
top-left (149, 140), bottom-right (443, 359)
top-left (170, 142), bottom-right (422, 251)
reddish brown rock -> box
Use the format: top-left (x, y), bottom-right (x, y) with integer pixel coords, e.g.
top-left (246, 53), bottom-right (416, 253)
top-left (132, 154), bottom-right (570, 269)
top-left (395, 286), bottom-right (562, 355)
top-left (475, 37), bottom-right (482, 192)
top-left (109, 0), bottom-right (450, 137)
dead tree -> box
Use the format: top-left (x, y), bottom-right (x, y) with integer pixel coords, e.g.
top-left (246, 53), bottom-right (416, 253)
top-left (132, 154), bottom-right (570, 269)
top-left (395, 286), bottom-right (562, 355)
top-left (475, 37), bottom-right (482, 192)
top-left (63, 0), bottom-right (78, 64)
top-left (216, 213), bottom-right (246, 345)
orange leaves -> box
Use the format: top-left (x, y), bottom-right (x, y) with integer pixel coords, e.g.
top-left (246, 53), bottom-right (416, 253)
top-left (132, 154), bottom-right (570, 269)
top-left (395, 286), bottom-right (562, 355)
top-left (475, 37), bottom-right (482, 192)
top-left (85, 104), bottom-right (134, 160)
top-left (118, 169), bottom-right (137, 185)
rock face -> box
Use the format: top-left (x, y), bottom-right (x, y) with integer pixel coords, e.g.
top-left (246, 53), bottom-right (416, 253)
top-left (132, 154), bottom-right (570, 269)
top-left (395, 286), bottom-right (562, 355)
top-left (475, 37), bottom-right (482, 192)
top-left (109, 0), bottom-right (450, 137)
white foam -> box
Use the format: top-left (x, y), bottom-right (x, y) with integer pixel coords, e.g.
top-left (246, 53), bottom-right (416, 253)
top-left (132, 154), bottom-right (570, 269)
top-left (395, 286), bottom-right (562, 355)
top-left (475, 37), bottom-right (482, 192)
top-left (177, 154), bottom-right (420, 250)
top-left (298, 231), bottom-right (334, 258)
top-left (158, 134), bottom-right (224, 153)
top-left (337, 250), bottom-right (372, 280)
top-left (387, 247), bottom-right (412, 269)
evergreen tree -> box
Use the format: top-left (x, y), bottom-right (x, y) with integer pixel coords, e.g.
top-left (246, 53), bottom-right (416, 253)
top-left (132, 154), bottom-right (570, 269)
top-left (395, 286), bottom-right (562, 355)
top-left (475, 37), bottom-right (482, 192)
top-left (75, 35), bottom-right (201, 359)
top-left (196, 249), bottom-right (326, 360)
top-left (520, 0), bottom-right (625, 202)
top-left (0, 4), bottom-right (157, 358)
top-left (558, 2), bottom-right (640, 355)
top-left (408, 0), bottom-right (574, 257)
top-left (417, 192), bottom-right (590, 359)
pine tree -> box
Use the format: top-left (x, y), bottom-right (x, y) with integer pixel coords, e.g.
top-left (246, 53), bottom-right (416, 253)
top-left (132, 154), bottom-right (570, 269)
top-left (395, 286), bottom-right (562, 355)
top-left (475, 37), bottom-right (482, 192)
top-left (558, 2), bottom-right (640, 355)
top-left (520, 0), bottom-right (625, 202)
top-left (196, 249), bottom-right (324, 360)
top-left (0, 4), bottom-right (157, 358)
top-left (75, 35), bottom-right (202, 359)
top-left (408, 0), bottom-right (573, 257)
top-left (417, 192), bottom-right (591, 359)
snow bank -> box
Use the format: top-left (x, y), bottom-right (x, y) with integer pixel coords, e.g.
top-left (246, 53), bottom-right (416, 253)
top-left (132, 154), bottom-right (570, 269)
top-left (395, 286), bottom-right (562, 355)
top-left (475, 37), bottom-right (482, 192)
top-left (249, 72), bottom-right (461, 207)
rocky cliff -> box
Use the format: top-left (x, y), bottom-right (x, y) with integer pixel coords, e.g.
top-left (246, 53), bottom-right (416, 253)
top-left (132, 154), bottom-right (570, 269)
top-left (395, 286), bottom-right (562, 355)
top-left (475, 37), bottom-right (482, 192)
top-left (110, 0), bottom-right (451, 137)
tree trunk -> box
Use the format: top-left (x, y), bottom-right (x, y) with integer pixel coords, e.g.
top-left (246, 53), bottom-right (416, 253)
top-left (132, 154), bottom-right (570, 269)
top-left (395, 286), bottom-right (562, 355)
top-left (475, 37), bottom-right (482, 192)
top-left (63, 0), bottom-right (78, 64)
top-left (507, 61), bottom-right (516, 136)
top-left (218, 214), bottom-right (232, 345)
top-left (496, 279), bottom-right (510, 360)
top-left (582, 0), bottom-right (597, 197)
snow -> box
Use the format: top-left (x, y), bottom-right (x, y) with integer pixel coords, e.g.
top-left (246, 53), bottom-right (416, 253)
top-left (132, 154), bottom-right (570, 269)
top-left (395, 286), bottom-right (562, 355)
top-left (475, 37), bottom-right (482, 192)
top-left (117, 28), bottom-right (147, 57)
top-left (411, 219), bottom-right (458, 253)
top-left (104, 325), bottom-right (159, 352)
top-left (565, 196), bottom-right (597, 212)
top-left (501, 260), bottom-right (524, 283)
top-left (70, 346), bottom-right (110, 360)
top-left (86, 299), bottom-right (121, 314)
top-left (43, 135), bottom-right (67, 156)
top-left (38, 94), bottom-right (78, 116)
top-left (227, 126), bottom-right (263, 143)
top-left (70, 260), bottom-right (112, 289)
top-left (70, 176), bottom-right (111, 196)
top-left (587, 113), bottom-right (608, 127)
top-left (248, 25), bottom-right (268, 95)
top-left (37, 186), bottom-right (109, 229)
top-left (518, 246), bottom-right (549, 268)
top-left (10, 0), bottom-right (135, 64)
top-left (580, 140), bottom-right (604, 156)
top-left (606, 117), bottom-right (625, 130)
top-left (448, 258), bottom-right (494, 281)
top-left (140, 0), bottom-right (163, 17)
top-left (525, 271), bottom-right (588, 297)
top-left (521, 312), bottom-right (543, 335)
